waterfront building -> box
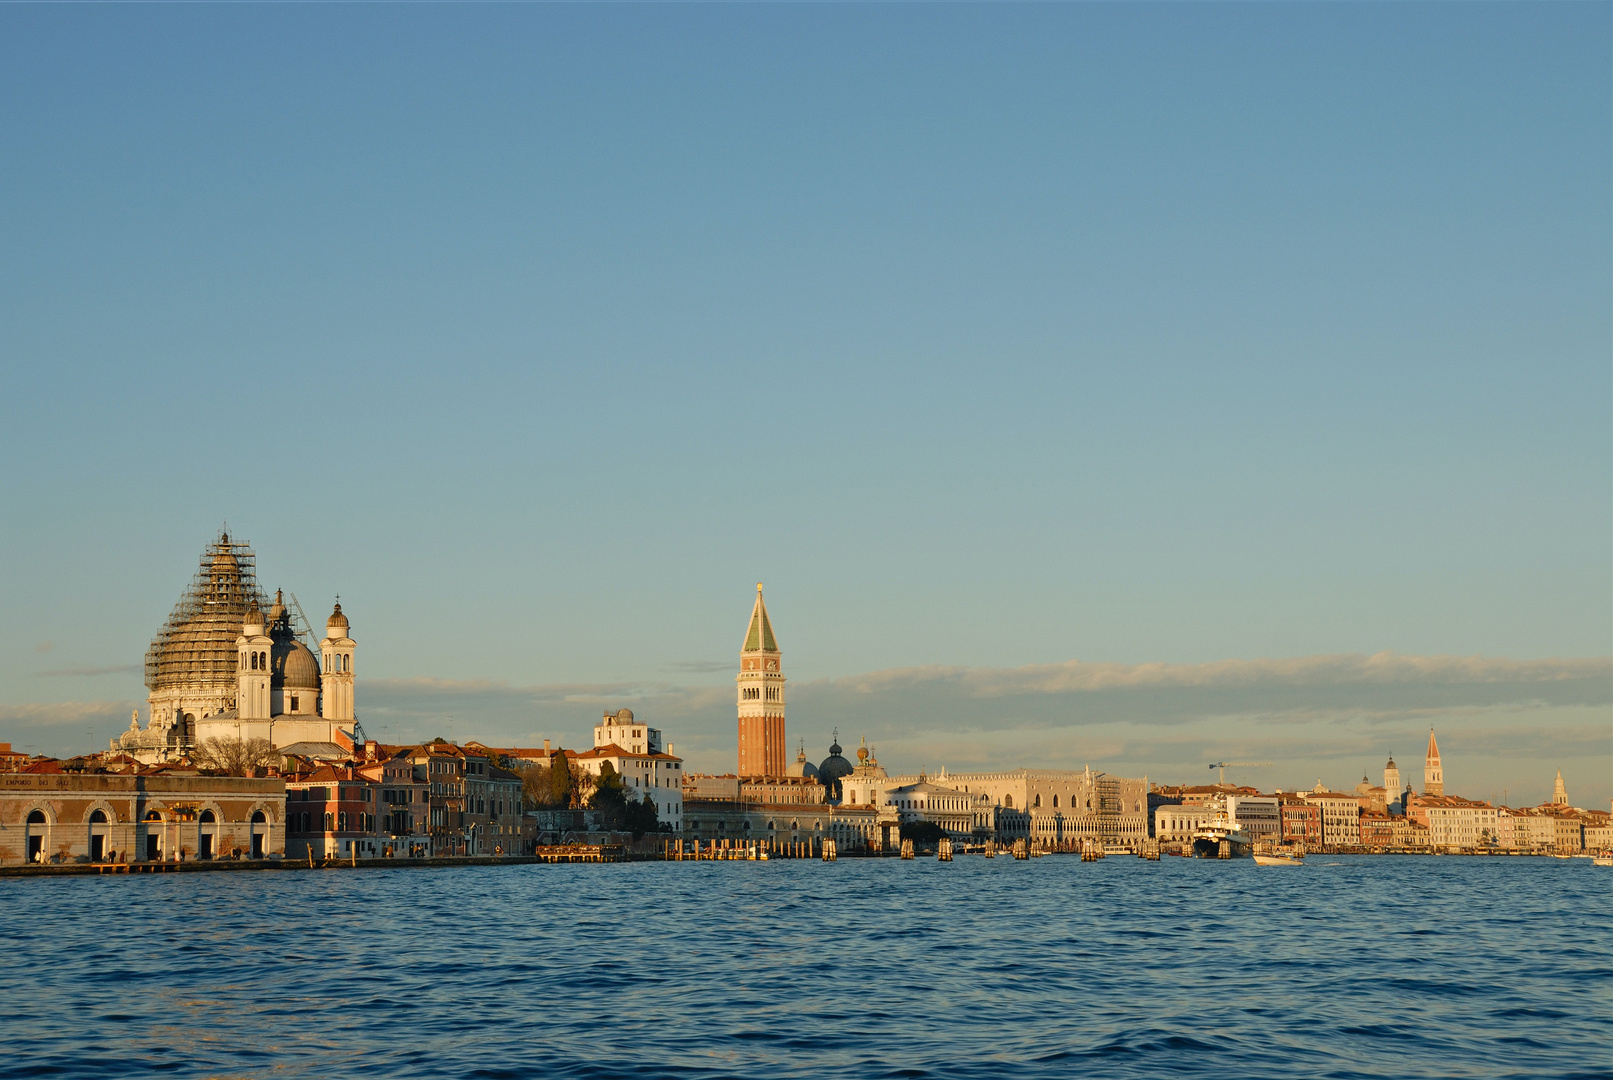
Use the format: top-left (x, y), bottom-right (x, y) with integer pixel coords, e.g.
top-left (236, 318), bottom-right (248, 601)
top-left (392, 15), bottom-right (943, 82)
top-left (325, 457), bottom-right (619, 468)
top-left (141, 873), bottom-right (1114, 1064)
top-left (459, 745), bottom-right (525, 854)
top-left (887, 775), bottom-right (975, 838)
top-left (878, 766), bottom-right (1149, 847)
top-left (1154, 804), bottom-right (1216, 842)
top-left (1383, 756), bottom-right (1401, 809)
top-left (1225, 795), bottom-right (1282, 842)
top-left (735, 584), bottom-right (786, 777)
top-left (1505, 809), bottom-right (1559, 853)
top-left (406, 742), bottom-right (469, 854)
top-left (1, 763), bottom-right (284, 865)
top-left (1406, 794), bottom-right (1498, 850)
top-left (113, 533), bottom-right (360, 763)
top-left (838, 739), bottom-right (889, 808)
top-left (1582, 813), bottom-right (1613, 853)
top-left (570, 722), bottom-right (684, 831)
top-left (1423, 729), bottom-right (1443, 796)
top-left (1300, 786), bottom-right (1364, 847)
top-left (1278, 797), bottom-right (1322, 845)
top-left (1360, 811), bottom-right (1396, 846)
top-left (285, 763), bottom-right (383, 860)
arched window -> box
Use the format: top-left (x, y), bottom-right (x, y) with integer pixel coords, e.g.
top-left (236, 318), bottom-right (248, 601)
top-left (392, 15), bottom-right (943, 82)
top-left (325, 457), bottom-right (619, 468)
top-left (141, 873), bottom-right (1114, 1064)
top-left (90, 809), bottom-right (107, 824)
top-left (1004, 795), bottom-right (1013, 808)
top-left (145, 810), bottom-right (162, 822)
top-left (1053, 795), bottom-right (1059, 808)
top-left (1033, 794), bottom-right (1042, 808)
top-left (28, 809), bottom-right (46, 825)
top-left (199, 810), bottom-right (215, 824)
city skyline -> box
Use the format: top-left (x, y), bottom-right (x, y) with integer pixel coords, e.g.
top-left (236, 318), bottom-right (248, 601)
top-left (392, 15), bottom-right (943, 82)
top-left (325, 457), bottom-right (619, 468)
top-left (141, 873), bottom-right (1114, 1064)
top-left (4, 533), bottom-right (1606, 809)
top-left (2, 5), bottom-right (1608, 806)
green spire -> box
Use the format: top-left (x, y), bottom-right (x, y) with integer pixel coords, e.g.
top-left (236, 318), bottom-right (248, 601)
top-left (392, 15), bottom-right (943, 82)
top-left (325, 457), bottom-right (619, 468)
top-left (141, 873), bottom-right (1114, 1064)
top-left (743, 583), bottom-right (779, 653)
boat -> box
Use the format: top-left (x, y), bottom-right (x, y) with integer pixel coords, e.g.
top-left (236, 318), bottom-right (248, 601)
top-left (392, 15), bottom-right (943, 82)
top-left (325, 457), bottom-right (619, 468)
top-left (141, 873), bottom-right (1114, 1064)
top-left (1594, 852), bottom-right (1613, 867)
top-left (1253, 852), bottom-right (1304, 866)
top-left (1191, 802), bottom-right (1254, 859)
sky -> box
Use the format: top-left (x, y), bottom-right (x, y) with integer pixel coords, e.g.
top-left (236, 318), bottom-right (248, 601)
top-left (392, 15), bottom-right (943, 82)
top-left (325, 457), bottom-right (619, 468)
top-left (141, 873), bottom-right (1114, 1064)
top-left (0, 4), bottom-right (1607, 808)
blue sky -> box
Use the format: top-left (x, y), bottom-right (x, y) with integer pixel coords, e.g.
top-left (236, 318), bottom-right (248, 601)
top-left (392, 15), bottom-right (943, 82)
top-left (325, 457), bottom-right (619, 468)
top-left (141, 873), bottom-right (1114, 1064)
top-left (1, 4), bottom-right (1607, 806)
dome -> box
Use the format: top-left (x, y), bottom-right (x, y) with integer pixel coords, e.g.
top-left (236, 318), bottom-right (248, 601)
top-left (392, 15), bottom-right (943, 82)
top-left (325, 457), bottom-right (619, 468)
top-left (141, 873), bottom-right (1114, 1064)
top-left (326, 602), bottom-right (349, 633)
top-left (146, 534), bottom-right (269, 694)
top-left (786, 743), bottom-right (819, 779)
top-left (273, 640), bottom-right (322, 691)
top-left (817, 733), bottom-right (854, 801)
top-left (614, 708), bottom-right (634, 721)
top-left (1386, 757), bottom-right (1397, 768)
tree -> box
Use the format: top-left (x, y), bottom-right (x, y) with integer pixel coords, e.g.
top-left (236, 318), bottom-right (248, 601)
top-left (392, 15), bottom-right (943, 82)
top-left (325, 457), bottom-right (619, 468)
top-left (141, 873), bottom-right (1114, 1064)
top-left (193, 737), bottom-right (279, 777)
top-left (549, 752), bottom-right (578, 809)
top-left (585, 763), bottom-right (660, 839)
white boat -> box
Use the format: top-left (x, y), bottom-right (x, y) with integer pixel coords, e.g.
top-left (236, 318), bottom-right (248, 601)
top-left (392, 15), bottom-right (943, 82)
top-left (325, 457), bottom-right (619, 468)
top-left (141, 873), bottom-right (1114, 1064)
top-left (1594, 853), bottom-right (1613, 867)
top-left (1253, 852), bottom-right (1304, 866)
top-left (1191, 804), bottom-right (1254, 859)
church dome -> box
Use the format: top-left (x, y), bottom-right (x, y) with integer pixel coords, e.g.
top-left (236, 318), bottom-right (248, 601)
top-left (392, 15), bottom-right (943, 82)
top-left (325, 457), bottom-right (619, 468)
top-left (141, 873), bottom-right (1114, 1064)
top-left (326, 602), bottom-right (349, 633)
top-left (145, 533), bottom-right (269, 694)
top-left (786, 743), bottom-right (819, 779)
top-left (273, 640), bottom-right (322, 690)
top-left (817, 734), bottom-right (854, 801)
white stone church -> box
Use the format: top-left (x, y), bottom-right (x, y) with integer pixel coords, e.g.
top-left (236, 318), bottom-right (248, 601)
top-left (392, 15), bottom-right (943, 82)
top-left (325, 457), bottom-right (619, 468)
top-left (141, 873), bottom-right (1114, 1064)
top-left (112, 532), bottom-right (358, 763)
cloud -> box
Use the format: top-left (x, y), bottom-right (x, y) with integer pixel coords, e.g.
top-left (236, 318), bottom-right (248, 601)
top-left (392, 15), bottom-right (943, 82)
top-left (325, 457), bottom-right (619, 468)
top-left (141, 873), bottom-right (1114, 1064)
top-left (797, 652), bottom-right (1611, 730)
top-left (33, 665), bottom-right (141, 679)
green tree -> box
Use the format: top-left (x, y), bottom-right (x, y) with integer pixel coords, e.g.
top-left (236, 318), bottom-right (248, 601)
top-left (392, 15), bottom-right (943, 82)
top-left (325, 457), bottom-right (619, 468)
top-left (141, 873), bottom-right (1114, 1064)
top-left (549, 752), bottom-right (577, 808)
top-left (585, 763), bottom-right (660, 839)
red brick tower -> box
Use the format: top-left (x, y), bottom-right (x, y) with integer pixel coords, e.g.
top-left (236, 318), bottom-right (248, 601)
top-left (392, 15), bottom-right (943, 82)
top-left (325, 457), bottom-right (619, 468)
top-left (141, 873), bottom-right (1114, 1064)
top-left (736, 583), bottom-right (785, 776)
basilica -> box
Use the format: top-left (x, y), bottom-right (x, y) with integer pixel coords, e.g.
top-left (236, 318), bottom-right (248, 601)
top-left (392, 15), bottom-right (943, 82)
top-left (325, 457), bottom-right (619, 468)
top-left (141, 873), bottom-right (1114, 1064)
top-left (112, 532), bottom-right (357, 764)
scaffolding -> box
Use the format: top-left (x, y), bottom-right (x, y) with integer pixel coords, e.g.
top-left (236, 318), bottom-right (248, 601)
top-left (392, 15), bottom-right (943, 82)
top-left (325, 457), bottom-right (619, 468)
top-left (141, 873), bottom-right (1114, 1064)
top-left (144, 531), bottom-right (271, 694)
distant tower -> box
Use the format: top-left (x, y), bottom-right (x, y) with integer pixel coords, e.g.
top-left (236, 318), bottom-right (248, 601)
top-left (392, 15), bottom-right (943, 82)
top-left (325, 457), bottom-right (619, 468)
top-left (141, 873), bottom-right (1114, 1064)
top-left (736, 583), bottom-right (785, 776)
top-left (1551, 770), bottom-right (1568, 807)
top-left (320, 601), bottom-right (356, 724)
top-left (1423, 729), bottom-right (1443, 796)
top-left (1384, 756), bottom-right (1401, 802)
top-left (235, 602), bottom-right (272, 722)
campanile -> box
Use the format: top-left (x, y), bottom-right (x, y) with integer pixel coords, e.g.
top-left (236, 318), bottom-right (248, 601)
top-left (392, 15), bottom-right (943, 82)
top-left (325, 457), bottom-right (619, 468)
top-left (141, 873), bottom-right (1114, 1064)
top-left (736, 583), bottom-right (786, 776)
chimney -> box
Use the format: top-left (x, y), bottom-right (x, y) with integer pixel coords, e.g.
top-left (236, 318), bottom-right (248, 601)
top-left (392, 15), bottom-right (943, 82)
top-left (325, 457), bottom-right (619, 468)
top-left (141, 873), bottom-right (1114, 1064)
top-left (543, 739), bottom-right (551, 753)
top-left (365, 740), bottom-right (378, 761)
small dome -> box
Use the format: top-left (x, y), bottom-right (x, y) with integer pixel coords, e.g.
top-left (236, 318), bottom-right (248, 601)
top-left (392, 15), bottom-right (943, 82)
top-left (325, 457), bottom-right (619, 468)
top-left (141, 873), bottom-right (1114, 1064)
top-left (268, 589), bottom-right (286, 622)
top-left (615, 708), bottom-right (634, 721)
top-left (326, 602), bottom-right (349, 632)
top-left (817, 732), bottom-right (854, 801)
top-left (1386, 757), bottom-right (1397, 768)
top-left (274, 640), bottom-right (322, 690)
top-left (243, 602), bottom-right (263, 630)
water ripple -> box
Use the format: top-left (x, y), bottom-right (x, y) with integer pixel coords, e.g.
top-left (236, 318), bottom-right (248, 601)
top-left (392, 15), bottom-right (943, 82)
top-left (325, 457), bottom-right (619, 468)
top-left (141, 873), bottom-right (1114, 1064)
top-left (1, 856), bottom-right (1609, 1078)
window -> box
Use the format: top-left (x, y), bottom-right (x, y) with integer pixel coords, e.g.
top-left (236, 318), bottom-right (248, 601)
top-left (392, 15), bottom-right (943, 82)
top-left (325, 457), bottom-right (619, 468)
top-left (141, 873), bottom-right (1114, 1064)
top-left (1034, 794), bottom-right (1042, 808)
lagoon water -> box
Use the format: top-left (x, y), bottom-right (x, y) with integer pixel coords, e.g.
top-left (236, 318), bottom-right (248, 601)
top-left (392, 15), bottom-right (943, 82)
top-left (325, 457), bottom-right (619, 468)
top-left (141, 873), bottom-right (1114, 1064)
top-left (2, 856), bottom-right (1607, 1079)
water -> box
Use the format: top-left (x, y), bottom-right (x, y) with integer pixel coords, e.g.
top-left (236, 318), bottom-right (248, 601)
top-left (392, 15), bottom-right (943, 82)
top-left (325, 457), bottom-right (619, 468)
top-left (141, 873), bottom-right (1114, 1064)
top-left (2, 856), bottom-right (1607, 1079)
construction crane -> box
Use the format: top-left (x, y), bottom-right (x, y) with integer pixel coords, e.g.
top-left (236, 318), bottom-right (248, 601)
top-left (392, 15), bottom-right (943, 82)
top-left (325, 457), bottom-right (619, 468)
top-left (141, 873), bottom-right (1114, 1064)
top-left (1208, 761), bottom-right (1272, 786)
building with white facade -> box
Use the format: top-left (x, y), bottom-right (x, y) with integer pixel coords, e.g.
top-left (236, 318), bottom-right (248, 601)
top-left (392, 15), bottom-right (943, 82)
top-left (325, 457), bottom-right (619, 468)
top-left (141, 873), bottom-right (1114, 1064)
top-left (114, 533), bottom-right (359, 764)
top-left (570, 709), bottom-right (683, 832)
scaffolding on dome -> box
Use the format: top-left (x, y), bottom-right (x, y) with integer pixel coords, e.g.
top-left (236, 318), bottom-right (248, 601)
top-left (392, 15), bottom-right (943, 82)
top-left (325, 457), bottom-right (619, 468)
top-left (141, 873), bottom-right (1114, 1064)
top-left (144, 530), bottom-right (271, 694)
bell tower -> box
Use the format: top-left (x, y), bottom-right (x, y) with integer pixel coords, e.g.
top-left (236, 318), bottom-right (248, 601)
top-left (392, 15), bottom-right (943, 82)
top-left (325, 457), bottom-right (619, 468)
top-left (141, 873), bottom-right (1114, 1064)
top-left (320, 601), bottom-right (355, 724)
top-left (736, 583), bottom-right (785, 776)
top-left (1423, 729), bottom-right (1443, 796)
top-left (236, 602), bottom-right (272, 724)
